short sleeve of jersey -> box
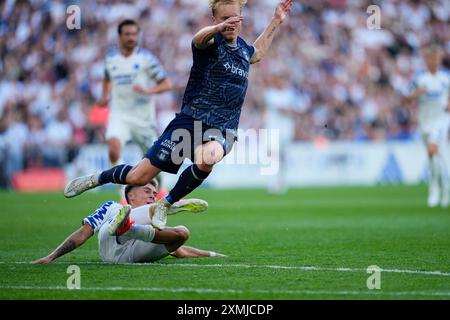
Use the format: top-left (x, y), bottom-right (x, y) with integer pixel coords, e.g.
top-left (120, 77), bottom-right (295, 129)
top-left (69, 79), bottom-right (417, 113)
top-left (245, 41), bottom-right (256, 61)
top-left (191, 34), bottom-right (220, 56)
top-left (104, 64), bottom-right (111, 81)
top-left (104, 47), bottom-right (118, 81)
top-left (404, 72), bottom-right (421, 96)
top-left (82, 201), bottom-right (119, 233)
top-left (141, 49), bottom-right (167, 83)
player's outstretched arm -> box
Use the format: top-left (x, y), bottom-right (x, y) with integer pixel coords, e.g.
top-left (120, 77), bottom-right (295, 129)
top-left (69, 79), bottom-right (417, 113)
top-left (32, 224), bottom-right (94, 264)
top-left (251, 0), bottom-right (292, 64)
top-left (193, 16), bottom-right (243, 49)
top-left (444, 96), bottom-right (450, 111)
top-left (133, 78), bottom-right (173, 96)
top-left (171, 245), bottom-right (227, 258)
top-left (98, 78), bottom-right (111, 107)
top-left (403, 87), bottom-right (427, 101)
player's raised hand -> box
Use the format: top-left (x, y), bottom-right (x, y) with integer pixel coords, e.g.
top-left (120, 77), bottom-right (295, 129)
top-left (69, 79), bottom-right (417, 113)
top-left (274, 0), bottom-right (293, 23)
top-left (216, 16), bottom-right (244, 33)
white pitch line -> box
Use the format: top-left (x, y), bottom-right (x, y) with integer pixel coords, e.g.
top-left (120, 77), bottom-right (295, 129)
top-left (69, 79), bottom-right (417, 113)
top-left (0, 285), bottom-right (449, 297)
top-left (1, 261), bottom-right (450, 277)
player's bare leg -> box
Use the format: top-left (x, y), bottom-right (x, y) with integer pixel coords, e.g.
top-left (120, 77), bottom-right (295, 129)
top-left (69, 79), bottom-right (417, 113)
top-left (111, 209), bottom-right (189, 255)
top-left (151, 226), bottom-right (190, 252)
top-left (108, 138), bottom-right (122, 165)
top-left (152, 141), bottom-right (224, 230)
top-left (107, 137), bottom-right (128, 203)
top-left (126, 158), bottom-right (161, 186)
top-left (195, 140), bottom-right (225, 171)
top-left (430, 142), bottom-right (450, 208)
top-left (427, 143), bottom-right (441, 208)
top-left (171, 245), bottom-right (227, 258)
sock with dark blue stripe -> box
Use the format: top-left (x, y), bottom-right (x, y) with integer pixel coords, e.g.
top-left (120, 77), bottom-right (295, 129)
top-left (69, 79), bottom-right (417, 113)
top-left (98, 164), bottom-right (133, 185)
top-left (166, 165), bottom-right (210, 204)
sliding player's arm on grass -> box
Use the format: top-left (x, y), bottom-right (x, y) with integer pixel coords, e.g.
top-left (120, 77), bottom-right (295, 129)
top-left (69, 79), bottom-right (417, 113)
top-left (251, 0), bottom-right (292, 64)
top-left (171, 245), bottom-right (226, 258)
top-left (32, 224), bottom-right (94, 264)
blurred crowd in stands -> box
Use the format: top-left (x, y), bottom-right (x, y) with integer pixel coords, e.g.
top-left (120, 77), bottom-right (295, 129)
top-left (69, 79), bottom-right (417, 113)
top-left (0, 0), bottom-right (449, 187)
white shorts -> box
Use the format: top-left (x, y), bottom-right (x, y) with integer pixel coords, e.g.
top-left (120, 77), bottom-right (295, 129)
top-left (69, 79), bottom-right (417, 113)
top-left (421, 120), bottom-right (450, 147)
top-left (267, 115), bottom-right (295, 149)
top-left (105, 114), bottom-right (157, 153)
top-left (98, 205), bottom-right (169, 263)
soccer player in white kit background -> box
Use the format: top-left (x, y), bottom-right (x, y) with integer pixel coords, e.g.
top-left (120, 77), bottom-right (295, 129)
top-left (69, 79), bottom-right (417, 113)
top-left (32, 180), bottom-right (224, 264)
top-left (264, 73), bottom-right (303, 194)
top-left (98, 19), bottom-right (173, 199)
top-left (404, 44), bottom-right (450, 208)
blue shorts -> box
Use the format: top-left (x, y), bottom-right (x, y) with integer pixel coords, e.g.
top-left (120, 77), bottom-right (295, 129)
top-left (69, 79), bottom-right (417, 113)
top-left (145, 113), bottom-right (236, 174)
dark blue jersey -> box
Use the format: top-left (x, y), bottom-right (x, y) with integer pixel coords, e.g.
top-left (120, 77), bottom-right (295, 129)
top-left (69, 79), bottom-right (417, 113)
top-left (181, 34), bottom-right (255, 133)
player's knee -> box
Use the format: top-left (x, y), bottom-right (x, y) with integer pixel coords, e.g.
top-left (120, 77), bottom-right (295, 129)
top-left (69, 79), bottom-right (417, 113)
top-left (196, 143), bottom-right (224, 167)
top-left (174, 226), bottom-right (190, 242)
top-left (203, 151), bottom-right (220, 165)
top-left (428, 144), bottom-right (439, 157)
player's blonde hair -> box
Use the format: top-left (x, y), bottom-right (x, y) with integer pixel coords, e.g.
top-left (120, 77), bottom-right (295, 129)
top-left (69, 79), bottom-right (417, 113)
top-left (208, 0), bottom-right (248, 16)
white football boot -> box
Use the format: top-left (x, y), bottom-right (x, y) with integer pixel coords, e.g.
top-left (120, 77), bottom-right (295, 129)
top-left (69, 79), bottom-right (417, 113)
top-left (108, 205), bottom-right (132, 236)
top-left (168, 199), bottom-right (208, 215)
top-left (151, 198), bottom-right (171, 230)
top-left (64, 172), bottom-right (100, 198)
top-left (427, 183), bottom-right (440, 208)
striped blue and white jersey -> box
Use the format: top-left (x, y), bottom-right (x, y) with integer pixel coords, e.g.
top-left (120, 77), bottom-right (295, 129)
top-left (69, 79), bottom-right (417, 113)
top-left (407, 69), bottom-right (450, 126)
top-left (82, 201), bottom-right (122, 233)
top-left (104, 47), bottom-right (168, 126)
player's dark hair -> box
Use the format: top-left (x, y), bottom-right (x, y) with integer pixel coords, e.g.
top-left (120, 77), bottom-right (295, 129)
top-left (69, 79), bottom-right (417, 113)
top-left (118, 19), bottom-right (140, 35)
top-left (124, 179), bottom-right (159, 204)
top-left (124, 185), bottom-right (134, 204)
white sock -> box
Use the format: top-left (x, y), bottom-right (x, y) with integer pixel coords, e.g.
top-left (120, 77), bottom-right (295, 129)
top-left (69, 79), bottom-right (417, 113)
top-left (124, 225), bottom-right (155, 243)
top-left (437, 154), bottom-right (449, 191)
top-left (118, 185), bottom-right (126, 201)
top-left (430, 156), bottom-right (440, 190)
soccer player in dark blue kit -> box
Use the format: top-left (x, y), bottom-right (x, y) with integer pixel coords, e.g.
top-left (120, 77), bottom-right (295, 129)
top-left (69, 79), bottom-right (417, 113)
top-left (65, 0), bottom-right (293, 229)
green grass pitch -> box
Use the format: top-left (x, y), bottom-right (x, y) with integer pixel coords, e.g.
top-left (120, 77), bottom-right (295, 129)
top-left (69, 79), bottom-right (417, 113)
top-left (0, 185), bottom-right (449, 300)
